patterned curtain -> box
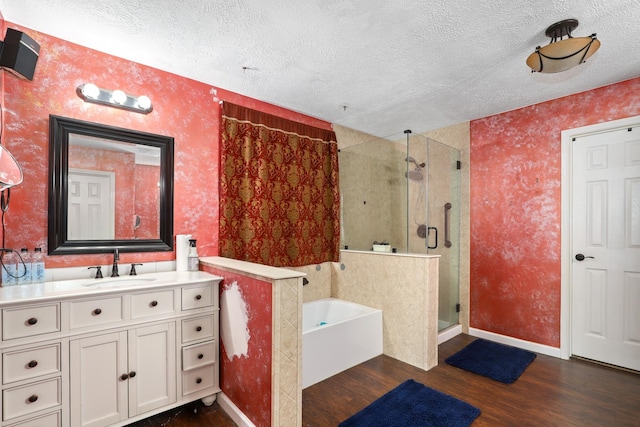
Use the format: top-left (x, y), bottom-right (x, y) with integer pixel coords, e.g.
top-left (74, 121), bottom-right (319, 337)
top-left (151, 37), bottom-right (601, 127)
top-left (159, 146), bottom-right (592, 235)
top-left (219, 103), bottom-right (340, 267)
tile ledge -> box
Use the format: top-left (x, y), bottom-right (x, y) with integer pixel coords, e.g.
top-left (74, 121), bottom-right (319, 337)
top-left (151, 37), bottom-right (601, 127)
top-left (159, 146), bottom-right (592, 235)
top-left (340, 250), bottom-right (440, 258)
top-left (200, 256), bottom-right (306, 280)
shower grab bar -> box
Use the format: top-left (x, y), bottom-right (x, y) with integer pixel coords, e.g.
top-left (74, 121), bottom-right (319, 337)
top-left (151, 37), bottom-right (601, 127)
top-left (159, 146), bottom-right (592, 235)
top-left (444, 202), bottom-right (452, 248)
top-left (427, 227), bottom-right (437, 249)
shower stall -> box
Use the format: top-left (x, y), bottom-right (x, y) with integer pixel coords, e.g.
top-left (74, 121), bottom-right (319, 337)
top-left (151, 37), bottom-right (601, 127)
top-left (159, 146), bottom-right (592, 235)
top-left (339, 131), bottom-right (461, 331)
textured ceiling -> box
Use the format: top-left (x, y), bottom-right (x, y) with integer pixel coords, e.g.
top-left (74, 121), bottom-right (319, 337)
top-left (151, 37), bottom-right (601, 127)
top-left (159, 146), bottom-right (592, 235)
top-left (1, 0), bottom-right (639, 137)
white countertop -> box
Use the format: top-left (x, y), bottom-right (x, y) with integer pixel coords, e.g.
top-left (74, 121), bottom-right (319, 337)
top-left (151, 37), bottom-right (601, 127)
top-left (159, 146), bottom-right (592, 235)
top-left (0, 270), bottom-right (222, 307)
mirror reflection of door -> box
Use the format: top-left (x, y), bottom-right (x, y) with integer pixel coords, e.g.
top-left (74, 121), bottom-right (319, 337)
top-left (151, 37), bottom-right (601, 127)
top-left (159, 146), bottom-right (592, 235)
top-left (68, 133), bottom-right (161, 241)
top-left (68, 169), bottom-right (115, 240)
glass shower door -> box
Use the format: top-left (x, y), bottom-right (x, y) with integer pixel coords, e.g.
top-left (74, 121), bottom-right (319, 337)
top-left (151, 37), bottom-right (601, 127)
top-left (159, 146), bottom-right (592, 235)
top-left (408, 135), bottom-right (461, 331)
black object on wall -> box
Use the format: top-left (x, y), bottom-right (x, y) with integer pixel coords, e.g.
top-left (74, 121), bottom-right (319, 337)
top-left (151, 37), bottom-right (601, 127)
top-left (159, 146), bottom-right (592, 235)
top-left (0, 28), bottom-right (40, 81)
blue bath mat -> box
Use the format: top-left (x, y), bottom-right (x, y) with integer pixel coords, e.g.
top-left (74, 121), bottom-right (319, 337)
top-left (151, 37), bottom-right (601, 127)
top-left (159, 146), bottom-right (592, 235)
top-left (339, 379), bottom-right (480, 427)
top-left (445, 339), bottom-right (536, 384)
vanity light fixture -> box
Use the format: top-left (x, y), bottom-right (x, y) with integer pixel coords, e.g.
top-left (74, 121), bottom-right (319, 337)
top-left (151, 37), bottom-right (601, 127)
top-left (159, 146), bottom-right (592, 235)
top-left (526, 19), bottom-right (600, 73)
top-left (77, 83), bottom-right (153, 114)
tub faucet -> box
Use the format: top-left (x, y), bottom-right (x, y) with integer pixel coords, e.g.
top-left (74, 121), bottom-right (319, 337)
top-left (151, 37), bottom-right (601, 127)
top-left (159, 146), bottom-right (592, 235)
top-left (111, 249), bottom-right (119, 277)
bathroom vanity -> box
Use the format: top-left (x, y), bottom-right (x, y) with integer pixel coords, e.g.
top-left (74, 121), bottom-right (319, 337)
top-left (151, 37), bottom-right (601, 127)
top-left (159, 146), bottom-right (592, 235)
top-left (0, 271), bottom-right (221, 427)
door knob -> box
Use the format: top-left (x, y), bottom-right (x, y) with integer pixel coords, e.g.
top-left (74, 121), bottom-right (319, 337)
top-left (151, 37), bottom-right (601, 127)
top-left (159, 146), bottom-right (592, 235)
top-left (575, 254), bottom-right (594, 261)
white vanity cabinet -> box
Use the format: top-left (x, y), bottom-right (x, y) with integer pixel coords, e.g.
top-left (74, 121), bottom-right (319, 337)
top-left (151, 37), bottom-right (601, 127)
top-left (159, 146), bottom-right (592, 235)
top-left (69, 322), bottom-right (176, 427)
top-left (0, 272), bottom-right (221, 427)
top-left (1, 303), bottom-right (63, 427)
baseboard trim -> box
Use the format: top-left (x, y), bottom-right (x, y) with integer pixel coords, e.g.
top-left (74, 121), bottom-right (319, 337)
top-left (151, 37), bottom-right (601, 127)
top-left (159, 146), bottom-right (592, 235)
top-left (469, 328), bottom-right (562, 358)
top-left (218, 393), bottom-right (255, 427)
top-left (438, 324), bottom-right (462, 345)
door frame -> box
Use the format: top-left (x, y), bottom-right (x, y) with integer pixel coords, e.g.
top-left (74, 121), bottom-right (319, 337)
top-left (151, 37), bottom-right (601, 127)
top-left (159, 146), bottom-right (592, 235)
top-left (560, 114), bottom-right (640, 360)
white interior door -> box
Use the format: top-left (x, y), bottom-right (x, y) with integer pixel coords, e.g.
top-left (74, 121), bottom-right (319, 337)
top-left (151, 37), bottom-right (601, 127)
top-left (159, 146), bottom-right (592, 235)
top-left (571, 125), bottom-right (640, 371)
top-left (68, 169), bottom-right (115, 240)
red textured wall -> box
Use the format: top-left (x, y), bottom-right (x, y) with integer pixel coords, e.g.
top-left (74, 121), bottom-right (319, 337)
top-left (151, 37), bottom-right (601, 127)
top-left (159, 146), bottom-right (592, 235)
top-left (202, 265), bottom-right (273, 427)
top-left (470, 77), bottom-right (640, 347)
top-left (1, 22), bottom-right (330, 268)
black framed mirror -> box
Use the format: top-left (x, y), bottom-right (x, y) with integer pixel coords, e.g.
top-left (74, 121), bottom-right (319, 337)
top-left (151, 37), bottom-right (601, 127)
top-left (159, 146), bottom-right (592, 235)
top-left (48, 115), bottom-right (174, 254)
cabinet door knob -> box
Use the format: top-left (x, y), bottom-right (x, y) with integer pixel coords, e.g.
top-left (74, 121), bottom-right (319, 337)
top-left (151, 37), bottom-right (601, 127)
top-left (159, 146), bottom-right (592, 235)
top-left (197, 353), bottom-right (204, 359)
top-left (150, 300), bottom-right (158, 307)
top-left (28, 394), bottom-right (38, 403)
top-left (27, 360), bottom-right (38, 368)
top-left (93, 308), bottom-right (102, 315)
top-left (129, 371), bottom-right (136, 378)
top-left (196, 378), bottom-right (202, 384)
top-left (195, 294), bottom-right (202, 300)
top-left (196, 326), bottom-right (202, 332)
top-left (27, 317), bottom-right (38, 325)
top-left (120, 373), bottom-right (129, 381)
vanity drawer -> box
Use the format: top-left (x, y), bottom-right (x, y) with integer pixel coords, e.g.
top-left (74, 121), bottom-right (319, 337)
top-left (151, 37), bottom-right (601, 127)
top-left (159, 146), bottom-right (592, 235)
top-left (3, 343), bottom-right (61, 384)
top-left (182, 340), bottom-right (215, 371)
top-left (182, 365), bottom-right (214, 396)
top-left (131, 290), bottom-right (175, 319)
top-left (3, 377), bottom-right (61, 421)
top-left (5, 411), bottom-right (60, 427)
top-left (2, 304), bottom-right (60, 340)
top-left (69, 297), bottom-right (123, 329)
top-left (181, 315), bottom-right (214, 344)
top-left (181, 285), bottom-right (213, 310)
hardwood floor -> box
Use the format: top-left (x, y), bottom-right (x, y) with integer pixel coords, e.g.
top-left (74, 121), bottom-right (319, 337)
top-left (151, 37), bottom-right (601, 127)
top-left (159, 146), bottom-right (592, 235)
top-left (303, 334), bottom-right (640, 427)
top-left (129, 334), bottom-right (639, 426)
top-left (127, 399), bottom-right (237, 426)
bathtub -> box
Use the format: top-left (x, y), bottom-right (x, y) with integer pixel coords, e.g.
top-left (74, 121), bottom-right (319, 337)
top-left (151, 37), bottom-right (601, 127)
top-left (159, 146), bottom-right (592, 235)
top-left (302, 298), bottom-right (383, 389)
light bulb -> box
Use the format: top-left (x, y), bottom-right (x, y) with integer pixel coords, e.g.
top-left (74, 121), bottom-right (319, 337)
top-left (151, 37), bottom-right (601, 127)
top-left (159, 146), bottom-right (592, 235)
top-left (111, 89), bottom-right (127, 105)
top-left (81, 83), bottom-right (100, 99)
top-left (137, 95), bottom-right (152, 110)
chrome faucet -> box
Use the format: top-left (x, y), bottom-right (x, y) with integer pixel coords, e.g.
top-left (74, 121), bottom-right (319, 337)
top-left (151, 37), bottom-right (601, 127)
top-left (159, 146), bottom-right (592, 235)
top-left (111, 249), bottom-right (119, 277)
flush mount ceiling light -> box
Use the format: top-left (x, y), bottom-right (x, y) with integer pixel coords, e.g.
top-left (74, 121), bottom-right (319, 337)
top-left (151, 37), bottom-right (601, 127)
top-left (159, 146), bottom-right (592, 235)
top-left (526, 19), bottom-right (600, 73)
top-left (77, 83), bottom-right (153, 114)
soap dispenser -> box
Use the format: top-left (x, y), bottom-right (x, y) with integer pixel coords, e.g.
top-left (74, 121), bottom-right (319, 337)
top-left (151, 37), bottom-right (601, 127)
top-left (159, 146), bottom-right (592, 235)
top-left (187, 239), bottom-right (199, 271)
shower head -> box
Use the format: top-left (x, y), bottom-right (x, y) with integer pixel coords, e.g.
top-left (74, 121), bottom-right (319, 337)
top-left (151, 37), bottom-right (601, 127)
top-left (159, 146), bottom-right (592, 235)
top-left (406, 168), bottom-right (423, 181)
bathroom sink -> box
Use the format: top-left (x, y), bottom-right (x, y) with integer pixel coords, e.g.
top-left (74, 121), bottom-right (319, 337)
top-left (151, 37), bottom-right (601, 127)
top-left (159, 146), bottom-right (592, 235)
top-left (81, 277), bottom-right (156, 288)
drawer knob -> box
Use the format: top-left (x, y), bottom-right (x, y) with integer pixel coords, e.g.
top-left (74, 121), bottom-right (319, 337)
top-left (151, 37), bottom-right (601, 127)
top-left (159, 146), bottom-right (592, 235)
top-left (93, 308), bottom-right (102, 315)
top-left (196, 326), bottom-right (202, 332)
top-left (28, 394), bottom-right (38, 403)
top-left (120, 373), bottom-right (129, 381)
top-left (198, 353), bottom-right (204, 359)
top-left (150, 300), bottom-right (158, 307)
top-left (27, 360), bottom-right (38, 368)
top-left (196, 378), bottom-right (202, 384)
top-left (195, 294), bottom-right (202, 300)
top-left (129, 371), bottom-right (136, 378)
top-left (27, 317), bottom-right (38, 325)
